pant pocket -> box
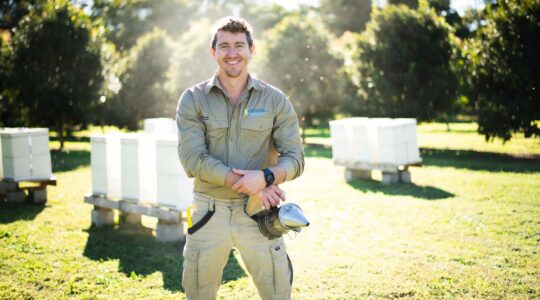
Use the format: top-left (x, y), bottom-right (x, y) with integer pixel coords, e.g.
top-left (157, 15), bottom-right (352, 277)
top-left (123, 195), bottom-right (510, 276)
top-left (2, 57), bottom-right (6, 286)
top-left (270, 244), bottom-right (292, 299)
top-left (182, 247), bottom-right (199, 299)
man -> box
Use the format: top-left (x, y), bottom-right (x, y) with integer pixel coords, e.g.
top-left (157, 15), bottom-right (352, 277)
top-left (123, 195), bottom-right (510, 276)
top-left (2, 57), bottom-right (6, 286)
top-left (176, 17), bottom-right (304, 300)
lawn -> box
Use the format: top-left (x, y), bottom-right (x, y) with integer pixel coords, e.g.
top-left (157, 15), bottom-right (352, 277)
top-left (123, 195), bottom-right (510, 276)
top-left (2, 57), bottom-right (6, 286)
top-left (1, 122), bottom-right (539, 299)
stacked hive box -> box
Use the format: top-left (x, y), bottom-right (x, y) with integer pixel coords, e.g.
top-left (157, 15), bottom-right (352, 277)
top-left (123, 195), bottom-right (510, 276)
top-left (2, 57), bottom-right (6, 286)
top-left (143, 118), bottom-right (177, 135)
top-left (330, 118), bottom-right (421, 166)
top-left (0, 128), bottom-right (52, 181)
top-left (118, 133), bottom-right (158, 203)
top-left (91, 135), bottom-right (122, 199)
top-left (155, 136), bottom-right (193, 210)
top-left (91, 132), bottom-right (193, 210)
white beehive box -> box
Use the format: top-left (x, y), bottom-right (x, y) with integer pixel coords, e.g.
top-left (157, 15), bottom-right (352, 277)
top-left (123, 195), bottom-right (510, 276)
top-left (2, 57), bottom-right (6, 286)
top-left (330, 118), bottom-right (369, 163)
top-left (144, 118), bottom-right (177, 135)
top-left (91, 134), bottom-right (122, 198)
top-left (330, 118), bottom-right (421, 167)
top-left (120, 134), bottom-right (140, 201)
top-left (368, 118), bottom-right (420, 165)
top-left (119, 134), bottom-right (158, 203)
top-left (0, 128), bottom-right (52, 181)
top-left (155, 135), bottom-right (193, 210)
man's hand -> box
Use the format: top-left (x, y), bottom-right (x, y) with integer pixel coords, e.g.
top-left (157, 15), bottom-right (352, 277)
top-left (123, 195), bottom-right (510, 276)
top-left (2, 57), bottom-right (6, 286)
top-left (231, 169), bottom-right (266, 195)
top-left (259, 185), bottom-right (286, 209)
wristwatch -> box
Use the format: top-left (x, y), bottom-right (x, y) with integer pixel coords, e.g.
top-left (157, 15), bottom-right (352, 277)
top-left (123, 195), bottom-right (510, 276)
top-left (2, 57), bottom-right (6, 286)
top-left (262, 168), bottom-right (275, 187)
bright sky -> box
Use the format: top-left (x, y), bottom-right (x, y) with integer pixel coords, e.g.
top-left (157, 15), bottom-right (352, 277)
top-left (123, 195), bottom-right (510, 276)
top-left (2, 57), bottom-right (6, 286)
top-left (268, 0), bottom-right (486, 15)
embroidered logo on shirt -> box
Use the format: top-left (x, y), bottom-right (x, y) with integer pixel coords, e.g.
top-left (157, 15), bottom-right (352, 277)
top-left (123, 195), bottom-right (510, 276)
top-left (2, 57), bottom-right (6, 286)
top-left (244, 108), bottom-right (268, 117)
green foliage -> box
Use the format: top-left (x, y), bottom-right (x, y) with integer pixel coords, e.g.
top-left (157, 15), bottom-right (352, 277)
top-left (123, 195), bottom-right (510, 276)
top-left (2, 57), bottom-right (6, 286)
top-left (347, 4), bottom-right (457, 121)
top-left (319, 0), bottom-right (372, 35)
top-left (91, 0), bottom-right (195, 51)
top-left (6, 1), bottom-right (103, 148)
top-left (467, 0), bottom-right (540, 142)
top-left (258, 12), bottom-right (343, 126)
top-left (238, 1), bottom-right (289, 33)
top-left (388, 0), bottom-right (419, 9)
top-left (110, 28), bottom-right (173, 129)
top-left (0, 0), bottom-right (45, 30)
top-left (166, 18), bottom-right (215, 105)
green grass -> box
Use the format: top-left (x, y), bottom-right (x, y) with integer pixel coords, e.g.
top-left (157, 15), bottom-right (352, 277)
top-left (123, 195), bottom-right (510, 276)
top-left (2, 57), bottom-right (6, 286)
top-left (1, 122), bottom-right (539, 299)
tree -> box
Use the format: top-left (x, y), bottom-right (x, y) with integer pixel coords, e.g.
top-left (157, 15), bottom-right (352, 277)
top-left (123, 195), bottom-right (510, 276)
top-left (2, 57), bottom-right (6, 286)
top-left (258, 12), bottom-right (343, 141)
top-left (7, 2), bottom-right (103, 150)
top-left (347, 4), bottom-right (457, 121)
top-left (319, 0), bottom-right (372, 35)
top-left (110, 28), bottom-right (173, 129)
top-left (238, 1), bottom-right (289, 34)
top-left (166, 18), bottom-right (216, 109)
top-left (467, 0), bottom-right (540, 141)
top-left (91, 0), bottom-right (195, 51)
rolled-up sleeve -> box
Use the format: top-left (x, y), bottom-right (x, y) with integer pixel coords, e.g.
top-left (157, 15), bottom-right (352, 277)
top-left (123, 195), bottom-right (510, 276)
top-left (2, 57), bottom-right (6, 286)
top-left (272, 94), bottom-right (305, 181)
top-left (176, 90), bottom-right (231, 185)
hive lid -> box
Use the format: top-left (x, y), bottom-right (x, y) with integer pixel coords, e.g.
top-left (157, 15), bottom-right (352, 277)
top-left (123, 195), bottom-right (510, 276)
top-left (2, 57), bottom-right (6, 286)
top-left (0, 128), bottom-right (49, 137)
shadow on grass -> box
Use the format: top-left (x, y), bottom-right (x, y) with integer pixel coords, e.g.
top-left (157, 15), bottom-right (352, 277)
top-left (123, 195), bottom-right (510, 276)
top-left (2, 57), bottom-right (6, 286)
top-left (347, 180), bottom-right (454, 200)
top-left (83, 225), bottom-right (246, 292)
top-left (0, 201), bottom-right (46, 224)
top-left (51, 149), bottom-right (90, 172)
top-left (421, 148), bottom-right (540, 173)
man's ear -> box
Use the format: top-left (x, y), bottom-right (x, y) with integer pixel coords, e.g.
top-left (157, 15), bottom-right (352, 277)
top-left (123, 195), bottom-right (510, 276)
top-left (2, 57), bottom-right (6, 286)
top-left (210, 47), bottom-right (216, 59)
top-left (249, 44), bottom-right (255, 55)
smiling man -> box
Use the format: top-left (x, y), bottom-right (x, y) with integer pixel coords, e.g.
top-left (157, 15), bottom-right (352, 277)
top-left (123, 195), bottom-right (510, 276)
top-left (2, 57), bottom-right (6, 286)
top-left (176, 17), bottom-right (304, 300)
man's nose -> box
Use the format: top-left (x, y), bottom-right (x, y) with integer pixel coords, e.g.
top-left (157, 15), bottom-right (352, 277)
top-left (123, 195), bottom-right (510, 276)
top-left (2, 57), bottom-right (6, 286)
top-left (226, 47), bottom-right (239, 56)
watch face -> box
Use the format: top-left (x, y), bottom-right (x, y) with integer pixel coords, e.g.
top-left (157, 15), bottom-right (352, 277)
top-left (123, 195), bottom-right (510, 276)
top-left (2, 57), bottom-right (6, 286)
top-left (264, 168), bottom-right (275, 186)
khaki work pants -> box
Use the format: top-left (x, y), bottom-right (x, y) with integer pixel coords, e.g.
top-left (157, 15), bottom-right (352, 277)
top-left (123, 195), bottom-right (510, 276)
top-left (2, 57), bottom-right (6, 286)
top-left (182, 193), bottom-right (292, 300)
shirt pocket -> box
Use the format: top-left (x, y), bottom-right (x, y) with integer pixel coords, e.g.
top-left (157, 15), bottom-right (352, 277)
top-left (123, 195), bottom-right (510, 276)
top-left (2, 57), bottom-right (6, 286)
top-left (205, 118), bottom-right (229, 150)
top-left (240, 116), bottom-right (273, 157)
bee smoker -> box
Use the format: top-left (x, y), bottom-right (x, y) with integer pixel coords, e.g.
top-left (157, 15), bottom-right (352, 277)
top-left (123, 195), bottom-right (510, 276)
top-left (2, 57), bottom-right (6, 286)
top-left (250, 203), bottom-right (310, 239)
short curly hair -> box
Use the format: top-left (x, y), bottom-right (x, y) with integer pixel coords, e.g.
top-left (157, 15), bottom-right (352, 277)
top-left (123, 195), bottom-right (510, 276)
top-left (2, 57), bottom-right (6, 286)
top-left (211, 17), bottom-right (254, 50)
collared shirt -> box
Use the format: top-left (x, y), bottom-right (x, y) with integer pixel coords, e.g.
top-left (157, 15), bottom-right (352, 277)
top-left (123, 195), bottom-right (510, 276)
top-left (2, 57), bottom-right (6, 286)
top-left (176, 74), bottom-right (305, 199)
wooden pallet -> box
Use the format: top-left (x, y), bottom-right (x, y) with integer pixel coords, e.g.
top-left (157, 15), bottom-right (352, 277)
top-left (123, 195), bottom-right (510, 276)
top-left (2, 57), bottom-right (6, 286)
top-left (84, 194), bottom-right (185, 242)
top-left (334, 159), bottom-right (422, 184)
top-left (0, 176), bottom-right (57, 204)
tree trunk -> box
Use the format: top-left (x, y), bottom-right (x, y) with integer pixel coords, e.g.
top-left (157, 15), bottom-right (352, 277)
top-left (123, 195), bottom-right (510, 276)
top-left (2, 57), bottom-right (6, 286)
top-left (57, 122), bottom-right (64, 151)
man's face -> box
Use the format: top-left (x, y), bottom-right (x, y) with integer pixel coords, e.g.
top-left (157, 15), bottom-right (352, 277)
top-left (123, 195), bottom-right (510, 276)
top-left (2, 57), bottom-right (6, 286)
top-left (211, 30), bottom-right (254, 79)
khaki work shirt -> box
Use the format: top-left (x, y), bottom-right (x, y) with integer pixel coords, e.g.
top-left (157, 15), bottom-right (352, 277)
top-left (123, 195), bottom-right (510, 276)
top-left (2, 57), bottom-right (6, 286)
top-left (176, 74), bottom-right (305, 199)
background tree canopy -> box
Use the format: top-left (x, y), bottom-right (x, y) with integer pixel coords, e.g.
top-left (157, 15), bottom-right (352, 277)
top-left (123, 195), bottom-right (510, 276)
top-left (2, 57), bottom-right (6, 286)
top-left (467, 0), bottom-right (540, 141)
top-left (257, 12), bottom-right (343, 138)
top-left (346, 3), bottom-right (457, 121)
top-left (5, 1), bottom-right (103, 149)
top-left (0, 0), bottom-right (537, 145)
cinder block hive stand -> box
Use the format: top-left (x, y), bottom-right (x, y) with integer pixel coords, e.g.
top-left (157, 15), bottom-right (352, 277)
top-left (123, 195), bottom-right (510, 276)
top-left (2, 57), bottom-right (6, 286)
top-left (339, 161), bottom-right (422, 184)
top-left (84, 194), bottom-right (185, 243)
top-left (0, 176), bottom-right (56, 204)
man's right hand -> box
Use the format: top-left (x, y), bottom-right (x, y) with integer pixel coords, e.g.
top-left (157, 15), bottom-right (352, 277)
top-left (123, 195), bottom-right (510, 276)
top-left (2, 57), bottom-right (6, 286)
top-left (259, 185), bottom-right (286, 209)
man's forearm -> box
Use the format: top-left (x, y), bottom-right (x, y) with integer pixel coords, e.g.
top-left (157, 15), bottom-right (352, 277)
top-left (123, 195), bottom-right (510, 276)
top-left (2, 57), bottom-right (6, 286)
top-left (224, 170), bottom-right (243, 188)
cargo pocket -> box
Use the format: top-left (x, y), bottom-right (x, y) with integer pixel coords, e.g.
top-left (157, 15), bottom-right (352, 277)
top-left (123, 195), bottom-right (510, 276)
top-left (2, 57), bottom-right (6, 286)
top-left (270, 244), bottom-right (292, 298)
top-left (182, 247), bottom-right (199, 298)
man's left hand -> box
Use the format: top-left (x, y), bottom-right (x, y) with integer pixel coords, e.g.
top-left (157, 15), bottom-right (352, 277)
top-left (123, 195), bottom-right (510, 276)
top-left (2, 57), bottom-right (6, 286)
top-left (231, 168), bottom-right (266, 195)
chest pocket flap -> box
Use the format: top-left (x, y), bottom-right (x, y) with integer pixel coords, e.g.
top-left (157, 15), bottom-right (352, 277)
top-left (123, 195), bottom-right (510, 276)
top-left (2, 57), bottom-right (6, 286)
top-left (241, 116), bottom-right (274, 132)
